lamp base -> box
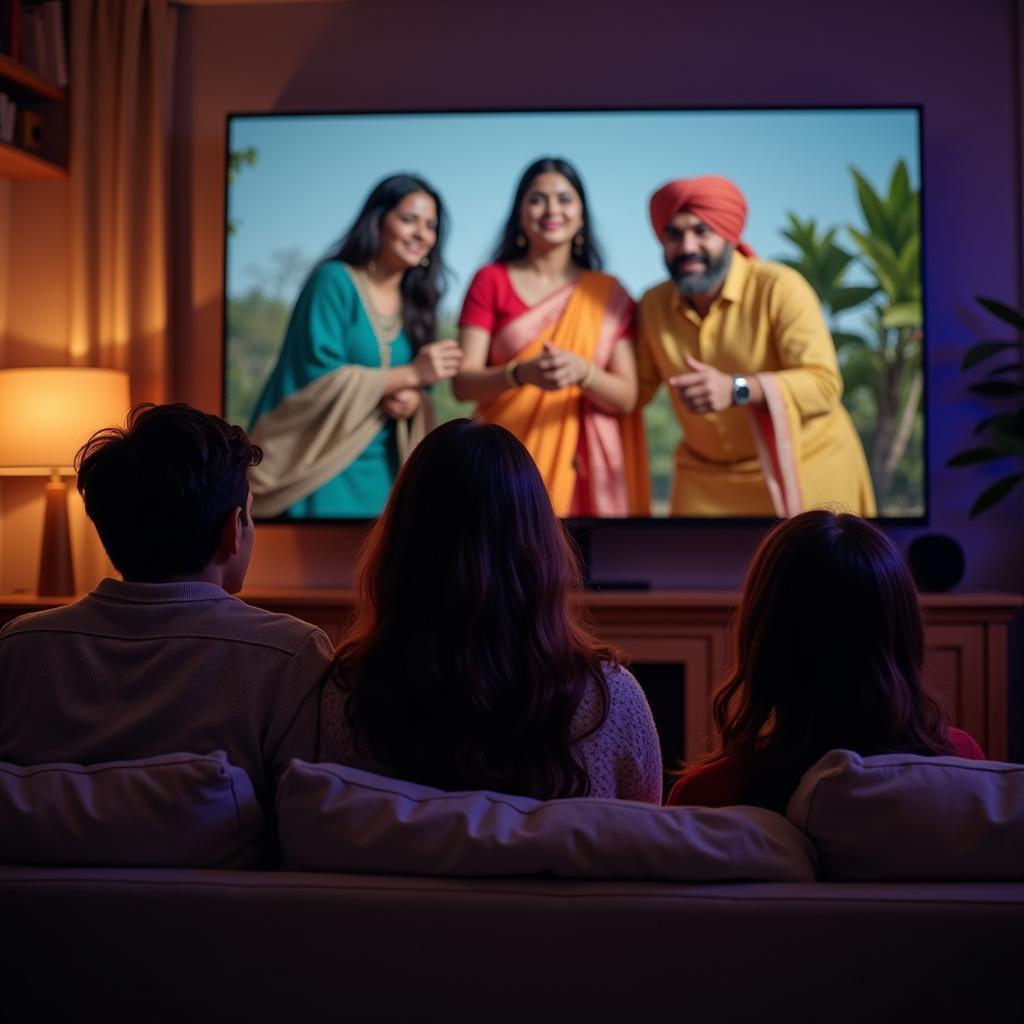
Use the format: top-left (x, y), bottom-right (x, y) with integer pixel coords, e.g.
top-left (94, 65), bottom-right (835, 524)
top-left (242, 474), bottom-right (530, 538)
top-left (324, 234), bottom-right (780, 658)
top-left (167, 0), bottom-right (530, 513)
top-left (37, 479), bottom-right (75, 597)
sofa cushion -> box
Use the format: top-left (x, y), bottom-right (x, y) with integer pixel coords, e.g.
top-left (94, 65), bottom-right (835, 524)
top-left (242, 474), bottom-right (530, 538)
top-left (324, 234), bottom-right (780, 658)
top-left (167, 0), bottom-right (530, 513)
top-left (277, 760), bottom-right (817, 881)
top-left (786, 749), bottom-right (1024, 881)
top-left (0, 751), bottom-right (267, 868)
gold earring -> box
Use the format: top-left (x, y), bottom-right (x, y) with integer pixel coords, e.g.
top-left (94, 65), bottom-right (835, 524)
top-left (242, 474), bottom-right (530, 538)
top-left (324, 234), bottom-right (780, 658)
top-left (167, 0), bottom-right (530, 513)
top-left (420, 256), bottom-right (430, 268)
top-left (573, 233), bottom-right (584, 257)
top-left (516, 232), bottom-right (526, 248)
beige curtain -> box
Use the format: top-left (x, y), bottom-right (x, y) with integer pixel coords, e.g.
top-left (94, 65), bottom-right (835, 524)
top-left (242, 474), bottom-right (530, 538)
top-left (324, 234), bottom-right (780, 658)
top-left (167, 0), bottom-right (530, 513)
top-left (67, 0), bottom-right (176, 403)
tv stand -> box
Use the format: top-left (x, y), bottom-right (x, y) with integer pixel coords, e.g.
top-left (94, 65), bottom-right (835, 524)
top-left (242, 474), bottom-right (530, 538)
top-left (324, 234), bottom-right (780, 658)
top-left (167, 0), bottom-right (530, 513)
top-left (564, 522), bottom-right (649, 591)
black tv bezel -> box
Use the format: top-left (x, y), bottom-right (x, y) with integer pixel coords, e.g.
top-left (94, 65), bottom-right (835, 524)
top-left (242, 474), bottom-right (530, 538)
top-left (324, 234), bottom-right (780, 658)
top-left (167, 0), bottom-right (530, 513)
top-left (221, 103), bottom-right (928, 529)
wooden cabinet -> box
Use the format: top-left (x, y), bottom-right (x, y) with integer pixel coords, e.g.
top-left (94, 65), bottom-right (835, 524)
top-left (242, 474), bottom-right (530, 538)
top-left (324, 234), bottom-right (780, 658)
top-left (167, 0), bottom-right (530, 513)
top-left (0, 46), bottom-right (67, 179)
top-left (1, 589), bottom-right (1019, 760)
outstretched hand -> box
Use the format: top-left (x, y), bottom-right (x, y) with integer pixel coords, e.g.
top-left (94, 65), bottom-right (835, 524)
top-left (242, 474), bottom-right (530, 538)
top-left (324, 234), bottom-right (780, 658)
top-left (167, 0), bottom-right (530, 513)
top-left (669, 355), bottom-right (734, 414)
top-left (519, 342), bottom-right (590, 391)
top-left (413, 339), bottom-right (462, 386)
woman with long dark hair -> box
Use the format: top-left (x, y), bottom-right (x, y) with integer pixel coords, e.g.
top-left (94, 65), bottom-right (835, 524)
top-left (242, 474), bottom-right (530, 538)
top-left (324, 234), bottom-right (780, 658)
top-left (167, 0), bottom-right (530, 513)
top-left (249, 174), bottom-right (462, 518)
top-left (453, 158), bottom-right (648, 517)
top-left (667, 510), bottom-right (985, 812)
top-left (319, 419), bottom-right (662, 801)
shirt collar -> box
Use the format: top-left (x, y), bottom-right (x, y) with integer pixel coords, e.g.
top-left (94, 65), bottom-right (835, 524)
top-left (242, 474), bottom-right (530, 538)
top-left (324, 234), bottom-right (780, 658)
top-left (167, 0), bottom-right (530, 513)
top-left (719, 249), bottom-right (751, 303)
top-left (93, 578), bottom-right (232, 604)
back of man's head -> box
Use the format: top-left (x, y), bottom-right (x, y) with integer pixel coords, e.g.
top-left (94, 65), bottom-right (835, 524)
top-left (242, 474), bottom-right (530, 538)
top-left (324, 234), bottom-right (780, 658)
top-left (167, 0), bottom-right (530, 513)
top-left (76, 403), bottom-right (263, 582)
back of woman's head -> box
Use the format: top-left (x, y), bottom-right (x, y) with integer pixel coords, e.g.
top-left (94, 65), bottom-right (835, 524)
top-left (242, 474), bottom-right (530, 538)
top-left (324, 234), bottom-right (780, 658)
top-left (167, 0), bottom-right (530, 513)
top-left (713, 510), bottom-right (950, 804)
top-left (337, 419), bottom-right (612, 797)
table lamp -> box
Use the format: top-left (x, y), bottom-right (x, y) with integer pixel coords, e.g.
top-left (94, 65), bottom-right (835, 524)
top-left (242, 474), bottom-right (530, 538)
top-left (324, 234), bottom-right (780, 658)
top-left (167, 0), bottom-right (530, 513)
top-left (0, 367), bottom-right (131, 596)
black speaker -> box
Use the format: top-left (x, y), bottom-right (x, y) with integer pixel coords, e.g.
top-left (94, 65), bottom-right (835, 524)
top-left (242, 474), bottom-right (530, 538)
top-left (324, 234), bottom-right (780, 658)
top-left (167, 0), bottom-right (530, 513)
top-left (906, 534), bottom-right (965, 593)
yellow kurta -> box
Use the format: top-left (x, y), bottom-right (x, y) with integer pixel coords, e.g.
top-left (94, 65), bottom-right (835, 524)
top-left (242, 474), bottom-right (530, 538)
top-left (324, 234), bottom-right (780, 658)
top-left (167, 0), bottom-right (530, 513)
top-left (636, 252), bottom-right (876, 517)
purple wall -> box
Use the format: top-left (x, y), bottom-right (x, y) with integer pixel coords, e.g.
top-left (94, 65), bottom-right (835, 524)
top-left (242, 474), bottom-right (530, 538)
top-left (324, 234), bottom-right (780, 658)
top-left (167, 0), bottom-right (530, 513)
top-left (173, 0), bottom-right (1023, 593)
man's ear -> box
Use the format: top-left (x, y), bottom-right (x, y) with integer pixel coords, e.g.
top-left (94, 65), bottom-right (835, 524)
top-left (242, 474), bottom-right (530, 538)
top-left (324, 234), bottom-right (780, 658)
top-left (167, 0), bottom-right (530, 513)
top-left (217, 506), bottom-right (244, 559)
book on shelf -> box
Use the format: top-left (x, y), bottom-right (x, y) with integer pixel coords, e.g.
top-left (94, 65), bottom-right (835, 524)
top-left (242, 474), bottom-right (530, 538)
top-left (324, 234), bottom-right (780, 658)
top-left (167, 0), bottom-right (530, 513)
top-left (0, 92), bottom-right (17, 143)
top-left (6, 2), bottom-right (65, 87)
top-left (42, 0), bottom-right (64, 86)
top-left (20, 4), bottom-right (45, 78)
top-left (0, 0), bottom-right (23, 63)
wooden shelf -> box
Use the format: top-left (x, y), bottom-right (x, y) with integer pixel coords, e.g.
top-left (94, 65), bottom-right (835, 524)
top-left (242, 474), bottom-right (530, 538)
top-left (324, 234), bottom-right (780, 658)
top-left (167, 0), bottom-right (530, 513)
top-left (0, 51), bottom-right (64, 101)
top-left (0, 138), bottom-right (65, 179)
top-left (0, 40), bottom-right (68, 179)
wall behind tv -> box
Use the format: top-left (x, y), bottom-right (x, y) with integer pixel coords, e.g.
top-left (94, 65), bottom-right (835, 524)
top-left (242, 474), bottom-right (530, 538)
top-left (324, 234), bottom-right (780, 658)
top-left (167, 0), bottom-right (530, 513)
top-left (171, 0), bottom-right (1023, 592)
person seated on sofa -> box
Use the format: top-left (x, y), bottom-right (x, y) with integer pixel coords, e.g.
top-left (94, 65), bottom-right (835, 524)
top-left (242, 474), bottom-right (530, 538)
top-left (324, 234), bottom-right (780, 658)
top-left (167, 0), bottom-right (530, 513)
top-left (667, 509), bottom-right (985, 812)
top-left (0, 403), bottom-right (334, 816)
top-left (319, 418), bottom-right (662, 802)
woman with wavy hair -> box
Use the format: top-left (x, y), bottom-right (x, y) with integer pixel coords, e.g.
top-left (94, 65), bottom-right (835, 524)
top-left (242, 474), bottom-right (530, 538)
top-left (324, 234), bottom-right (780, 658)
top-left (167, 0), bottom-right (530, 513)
top-left (249, 174), bottom-right (461, 519)
top-left (667, 510), bottom-right (985, 812)
top-left (318, 419), bottom-right (661, 801)
top-left (453, 157), bottom-right (648, 518)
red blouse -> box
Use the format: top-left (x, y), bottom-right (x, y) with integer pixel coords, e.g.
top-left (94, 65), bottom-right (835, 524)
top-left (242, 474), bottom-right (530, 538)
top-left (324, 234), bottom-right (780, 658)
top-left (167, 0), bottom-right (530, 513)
top-left (458, 263), bottom-right (531, 336)
top-left (665, 727), bottom-right (987, 808)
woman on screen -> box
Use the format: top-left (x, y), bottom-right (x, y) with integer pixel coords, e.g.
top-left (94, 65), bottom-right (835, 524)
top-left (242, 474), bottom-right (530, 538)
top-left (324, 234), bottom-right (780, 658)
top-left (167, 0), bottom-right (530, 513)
top-left (453, 157), bottom-right (649, 517)
top-left (248, 174), bottom-right (461, 518)
top-left (319, 419), bottom-right (662, 802)
top-left (666, 510), bottom-right (985, 813)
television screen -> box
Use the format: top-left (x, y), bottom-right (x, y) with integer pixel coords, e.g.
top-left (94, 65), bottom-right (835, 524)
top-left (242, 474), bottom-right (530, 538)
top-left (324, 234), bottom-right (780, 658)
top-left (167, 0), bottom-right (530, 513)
top-left (224, 107), bottom-right (924, 521)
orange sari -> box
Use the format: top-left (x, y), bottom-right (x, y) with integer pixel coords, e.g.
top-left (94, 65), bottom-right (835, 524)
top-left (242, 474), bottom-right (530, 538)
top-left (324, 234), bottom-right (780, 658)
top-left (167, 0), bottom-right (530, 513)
top-left (479, 271), bottom-right (649, 517)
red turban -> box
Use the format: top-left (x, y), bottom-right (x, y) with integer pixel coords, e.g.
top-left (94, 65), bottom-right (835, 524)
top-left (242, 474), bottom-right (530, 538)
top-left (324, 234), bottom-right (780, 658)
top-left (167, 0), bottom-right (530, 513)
top-left (649, 176), bottom-right (756, 258)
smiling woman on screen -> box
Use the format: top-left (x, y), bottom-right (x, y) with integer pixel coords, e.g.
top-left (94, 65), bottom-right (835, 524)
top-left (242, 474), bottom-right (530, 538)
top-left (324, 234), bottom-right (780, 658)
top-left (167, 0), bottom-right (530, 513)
top-left (248, 174), bottom-right (462, 519)
top-left (453, 157), bottom-right (649, 518)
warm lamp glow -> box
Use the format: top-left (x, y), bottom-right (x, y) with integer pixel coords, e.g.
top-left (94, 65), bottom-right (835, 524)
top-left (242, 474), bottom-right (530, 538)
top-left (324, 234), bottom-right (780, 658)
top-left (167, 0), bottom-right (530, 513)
top-left (0, 367), bottom-right (132, 476)
top-left (0, 367), bottom-right (131, 595)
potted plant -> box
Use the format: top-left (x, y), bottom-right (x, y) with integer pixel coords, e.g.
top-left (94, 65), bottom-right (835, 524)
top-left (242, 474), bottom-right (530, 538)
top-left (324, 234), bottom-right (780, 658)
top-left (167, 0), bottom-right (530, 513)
top-left (946, 297), bottom-right (1024, 516)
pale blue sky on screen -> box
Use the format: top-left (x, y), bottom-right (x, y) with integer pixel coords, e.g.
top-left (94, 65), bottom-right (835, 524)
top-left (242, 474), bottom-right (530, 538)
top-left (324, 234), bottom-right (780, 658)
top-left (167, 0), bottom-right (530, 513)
top-left (226, 109), bottom-right (920, 321)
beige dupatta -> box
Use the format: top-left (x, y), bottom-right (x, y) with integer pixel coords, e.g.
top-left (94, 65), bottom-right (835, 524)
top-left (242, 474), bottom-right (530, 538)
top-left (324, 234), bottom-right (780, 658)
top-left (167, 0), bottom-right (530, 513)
top-left (249, 366), bottom-right (429, 518)
top-left (250, 265), bottom-right (430, 518)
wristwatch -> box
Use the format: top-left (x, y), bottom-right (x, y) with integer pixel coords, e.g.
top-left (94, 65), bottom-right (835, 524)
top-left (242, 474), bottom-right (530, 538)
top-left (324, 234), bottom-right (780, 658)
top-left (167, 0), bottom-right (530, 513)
top-left (732, 375), bottom-right (751, 406)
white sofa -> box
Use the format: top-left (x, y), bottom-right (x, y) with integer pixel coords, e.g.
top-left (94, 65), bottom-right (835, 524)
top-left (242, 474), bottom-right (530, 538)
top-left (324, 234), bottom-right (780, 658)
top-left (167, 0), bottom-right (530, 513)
top-left (1, 752), bottom-right (1022, 1023)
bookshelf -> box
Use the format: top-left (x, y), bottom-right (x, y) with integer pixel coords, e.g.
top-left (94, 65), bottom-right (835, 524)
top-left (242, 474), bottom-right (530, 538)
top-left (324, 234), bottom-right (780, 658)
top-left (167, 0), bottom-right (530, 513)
top-left (0, 5), bottom-right (68, 180)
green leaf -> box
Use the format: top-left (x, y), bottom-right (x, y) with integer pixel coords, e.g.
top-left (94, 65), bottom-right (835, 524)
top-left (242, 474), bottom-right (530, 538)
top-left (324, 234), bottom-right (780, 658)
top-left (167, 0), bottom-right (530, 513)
top-left (889, 160), bottom-right (910, 216)
top-left (847, 229), bottom-right (901, 297)
top-left (894, 200), bottom-right (920, 249)
top-left (973, 413), bottom-right (1014, 436)
top-left (820, 245), bottom-right (855, 287)
top-left (946, 447), bottom-right (1007, 467)
top-left (895, 236), bottom-right (921, 295)
top-left (881, 302), bottom-right (922, 329)
top-left (991, 422), bottom-right (1024, 457)
top-left (989, 360), bottom-right (1024, 376)
top-left (967, 380), bottom-right (1024, 397)
top-left (970, 473), bottom-right (1024, 517)
top-left (977, 296), bottom-right (1024, 331)
top-left (830, 285), bottom-right (877, 314)
top-left (960, 340), bottom-right (1021, 370)
top-left (851, 167), bottom-right (891, 239)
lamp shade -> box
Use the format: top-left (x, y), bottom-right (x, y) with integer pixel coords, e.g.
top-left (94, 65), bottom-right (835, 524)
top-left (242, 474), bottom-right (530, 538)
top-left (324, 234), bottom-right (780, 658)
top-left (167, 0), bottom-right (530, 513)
top-left (0, 367), bottom-right (132, 476)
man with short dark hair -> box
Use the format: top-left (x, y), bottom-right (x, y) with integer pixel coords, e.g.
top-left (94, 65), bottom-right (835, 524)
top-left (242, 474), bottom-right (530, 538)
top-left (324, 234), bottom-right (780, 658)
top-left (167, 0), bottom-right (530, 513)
top-left (0, 403), bottom-right (334, 816)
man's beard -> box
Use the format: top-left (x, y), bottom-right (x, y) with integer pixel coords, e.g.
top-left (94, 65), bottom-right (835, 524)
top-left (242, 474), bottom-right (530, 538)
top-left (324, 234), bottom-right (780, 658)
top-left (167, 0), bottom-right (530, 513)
top-left (668, 244), bottom-right (734, 296)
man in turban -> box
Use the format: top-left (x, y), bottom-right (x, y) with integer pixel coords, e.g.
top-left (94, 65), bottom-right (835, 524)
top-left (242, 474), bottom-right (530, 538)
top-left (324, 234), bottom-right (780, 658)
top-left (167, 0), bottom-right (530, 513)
top-left (636, 175), bottom-right (876, 517)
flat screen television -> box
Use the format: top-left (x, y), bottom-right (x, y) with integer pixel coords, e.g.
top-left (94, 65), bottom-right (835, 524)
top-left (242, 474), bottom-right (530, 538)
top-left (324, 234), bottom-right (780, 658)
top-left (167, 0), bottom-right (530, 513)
top-left (223, 106), bottom-right (925, 523)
